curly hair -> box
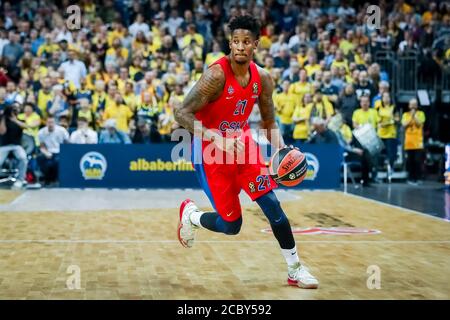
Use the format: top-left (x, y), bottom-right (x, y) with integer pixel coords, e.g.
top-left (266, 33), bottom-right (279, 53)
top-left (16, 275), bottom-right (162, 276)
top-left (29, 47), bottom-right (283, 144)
top-left (228, 15), bottom-right (261, 39)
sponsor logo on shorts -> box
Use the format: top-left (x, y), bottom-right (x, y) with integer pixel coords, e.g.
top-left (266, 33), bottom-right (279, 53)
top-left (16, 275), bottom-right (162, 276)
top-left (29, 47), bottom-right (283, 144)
top-left (249, 182), bottom-right (256, 193)
top-left (261, 227), bottom-right (381, 235)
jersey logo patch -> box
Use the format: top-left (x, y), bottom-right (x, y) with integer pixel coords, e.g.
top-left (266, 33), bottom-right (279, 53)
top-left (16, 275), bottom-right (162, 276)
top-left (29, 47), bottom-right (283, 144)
top-left (252, 82), bottom-right (258, 94)
top-left (228, 85), bottom-right (234, 95)
top-left (249, 182), bottom-right (256, 193)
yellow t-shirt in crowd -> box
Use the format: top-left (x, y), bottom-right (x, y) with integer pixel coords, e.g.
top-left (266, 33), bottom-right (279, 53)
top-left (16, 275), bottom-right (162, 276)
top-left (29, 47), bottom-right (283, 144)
top-left (339, 40), bottom-right (354, 56)
top-left (422, 11), bottom-right (433, 25)
top-left (103, 103), bottom-right (133, 132)
top-left (182, 33), bottom-right (204, 48)
top-left (129, 65), bottom-right (142, 80)
top-left (159, 91), bottom-right (181, 136)
top-left (352, 108), bottom-right (379, 128)
top-left (288, 81), bottom-right (311, 103)
top-left (401, 3), bottom-right (413, 14)
top-left (304, 63), bottom-right (321, 77)
top-left (92, 91), bottom-right (107, 113)
top-left (259, 35), bottom-right (272, 50)
top-left (105, 47), bottom-right (129, 61)
top-left (86, 73), bottom-right (104, 91)
top-left (122, 92), bottom-right (139, 112)
top-left (37, 90), bottom-right (54, 117)
top-left (292, 104), bottom-right (312, 140)
top-left (354, 53), bottom-right (364, 66)
top-left (102, 72), bottom-right (118, 84)
top-left (331, 59), bottom-right (350, 74)
top-left (107, 31), bottom-right (125, 47)
top-left (308, 99), bottom-right (334, 120)
top-left (18, 112), bottom-right (41, 145)
top-left (33, 65), bottom-right (48, 82)
top-left (297, 54), bottom-right (308, 68)
top-left (377, 104), bottom-right (397, 139)
top-left (401, 110), bottom-right (426, 150)
top-left (273, 92), bottom-right (297, 125)
top-left (78, 109), bottom-right (95, 128)
top-left (205, 52), bottom-right (225, 67)
top-left (37, 43), bottom-right (59, 57)
top-left (340, 123), bottom-right (353, 144)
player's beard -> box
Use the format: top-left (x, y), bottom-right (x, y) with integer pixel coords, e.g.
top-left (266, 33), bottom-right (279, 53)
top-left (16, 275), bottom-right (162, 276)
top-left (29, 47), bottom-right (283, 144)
top-left (235, 59), bottom-right (247, 65)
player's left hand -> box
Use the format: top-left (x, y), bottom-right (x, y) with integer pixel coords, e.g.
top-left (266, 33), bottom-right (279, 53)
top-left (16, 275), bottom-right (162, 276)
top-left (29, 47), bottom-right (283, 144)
top-left (280, 145), bottom-right (300, 152)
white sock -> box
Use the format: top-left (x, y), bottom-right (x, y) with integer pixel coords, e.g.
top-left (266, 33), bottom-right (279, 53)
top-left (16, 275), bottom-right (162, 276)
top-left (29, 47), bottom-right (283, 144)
top-left (281, 246), bottom-right (300, 267)
top-left (189, 210), bottom-right (204, 227)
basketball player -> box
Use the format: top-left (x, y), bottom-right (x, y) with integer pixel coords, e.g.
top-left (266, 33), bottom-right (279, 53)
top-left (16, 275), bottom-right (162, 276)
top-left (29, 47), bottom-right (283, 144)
top-left (174, 15), bottom-right (318, 289)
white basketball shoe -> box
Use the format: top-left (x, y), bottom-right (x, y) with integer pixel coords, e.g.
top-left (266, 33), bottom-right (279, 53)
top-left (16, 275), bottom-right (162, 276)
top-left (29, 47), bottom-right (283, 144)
top-left (287, 262), bottom-right (319, 289)
top-left (177, 199), bottom-right (200, 248)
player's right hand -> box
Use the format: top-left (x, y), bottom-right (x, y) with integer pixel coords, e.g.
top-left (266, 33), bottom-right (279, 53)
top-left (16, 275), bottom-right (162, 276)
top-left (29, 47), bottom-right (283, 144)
top-left (214, 136), bottom-right (245, 154)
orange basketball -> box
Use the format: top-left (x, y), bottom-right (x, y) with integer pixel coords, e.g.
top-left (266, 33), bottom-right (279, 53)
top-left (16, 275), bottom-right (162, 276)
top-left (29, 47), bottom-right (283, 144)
top-left (269, 147), bottom-right (308, 187)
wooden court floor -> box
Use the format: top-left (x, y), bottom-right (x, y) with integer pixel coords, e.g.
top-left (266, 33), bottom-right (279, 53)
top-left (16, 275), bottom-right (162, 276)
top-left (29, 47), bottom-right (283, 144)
top-left (0, 191), bottom-right (449, 300)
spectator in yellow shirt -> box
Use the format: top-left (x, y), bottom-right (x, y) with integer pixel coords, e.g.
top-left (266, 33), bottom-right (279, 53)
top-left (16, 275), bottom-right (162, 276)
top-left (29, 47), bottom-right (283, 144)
top-left (182, 24), bottom-right (204, 49)
top-left (160, 84), bottom-right (183, 141)
top-left (107, 20), bottom-right (126, 47)
top-left (85, 62), bottom-right (104, 90)
top-left (37, 33), bottom-right (59, 58)
top-left (190, 60), bottom-right (204, 82)
top-left (259, 24), bottom-right (274, 50)
top-left (103, 93), bottom-right (133, 133)
top-left (18, 103), bottom-right (41, 146)
top-left (117, 67), bottom-right (132, 94)
top-left (401, 98), bottom-right (426, 184)
top-left (377, 92), bottom-right (398, 168)
top-left (330, 49), bottom-right (350, 74)
top-left (352, 95), bottom-right (378, 129)
top-left (339, 30), bottom-right (355, 56)
top-left (37, 77), bottom-right (54, 119)
top-left (273, 80), bottom-right (297, 144)
top-left (205, 41), bottom-right (225, 67)
top-left (304, 54), bottom-right (321, 78)
top-left (292, 93), bottom-right (313, 142)
top-left (297, 44), bottom-right (308, 68)
top-left (103, 61), bottom-right (119, 84)
top-left (308, 91), bottom-right (334, 123)
top-left (122, 82), bottom-right (138, 112)
top-left (288, 69), bottom-right (311, 103)
top-left (91, 80), bottom-right (107, 113)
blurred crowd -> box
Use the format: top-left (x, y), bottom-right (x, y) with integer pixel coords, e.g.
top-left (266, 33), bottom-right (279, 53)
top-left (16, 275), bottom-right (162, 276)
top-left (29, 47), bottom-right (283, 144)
top-left (0, 0), bottom-right (449, 187)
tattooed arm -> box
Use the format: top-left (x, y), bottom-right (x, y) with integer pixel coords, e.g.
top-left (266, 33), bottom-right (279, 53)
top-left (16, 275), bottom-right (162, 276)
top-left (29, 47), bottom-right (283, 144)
top-left (258, 66), bottom-right (286, 150)
top-left (174, 64), bottom-right (245, 153)
top-left (174, 64), bottom-right (223, 139)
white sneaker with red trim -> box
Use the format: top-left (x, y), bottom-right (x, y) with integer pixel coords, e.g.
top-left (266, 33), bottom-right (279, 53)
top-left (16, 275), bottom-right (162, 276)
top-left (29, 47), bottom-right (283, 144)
top-left (287, 262), bottom-right (319, 289)
top-left (177, 199), bottom-right (200, 248)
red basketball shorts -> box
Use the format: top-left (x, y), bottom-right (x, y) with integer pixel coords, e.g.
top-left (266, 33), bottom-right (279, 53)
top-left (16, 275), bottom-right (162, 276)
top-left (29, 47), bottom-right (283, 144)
top-left (192, 133), bottom-right (278, 222)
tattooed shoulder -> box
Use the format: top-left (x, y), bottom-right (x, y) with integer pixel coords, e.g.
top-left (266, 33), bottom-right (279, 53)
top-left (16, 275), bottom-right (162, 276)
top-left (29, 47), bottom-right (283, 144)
top-left (183, 64), bottom-right (225, 111)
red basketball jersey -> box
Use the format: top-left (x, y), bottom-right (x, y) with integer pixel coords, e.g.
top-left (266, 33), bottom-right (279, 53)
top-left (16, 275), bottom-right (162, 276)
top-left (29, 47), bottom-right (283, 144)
top-left (194, 56), bottom-right (261, 136)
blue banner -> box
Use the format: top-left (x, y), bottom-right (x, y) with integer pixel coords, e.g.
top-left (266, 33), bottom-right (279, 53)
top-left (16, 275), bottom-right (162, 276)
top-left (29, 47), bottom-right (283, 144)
top-left (59, 143), bottom-right (343, 189)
